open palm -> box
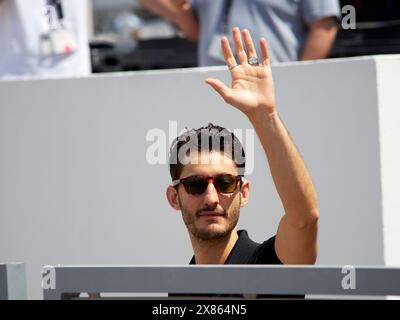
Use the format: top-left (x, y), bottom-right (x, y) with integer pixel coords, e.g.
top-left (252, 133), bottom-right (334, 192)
top-left (206, 28), bottom-right (276, 118)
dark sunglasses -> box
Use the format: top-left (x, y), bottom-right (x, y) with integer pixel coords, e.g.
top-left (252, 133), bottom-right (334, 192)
top-left (172, 174), bottom-right (243, 195)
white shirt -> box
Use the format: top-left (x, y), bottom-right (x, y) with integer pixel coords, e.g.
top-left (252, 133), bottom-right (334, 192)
top-left (0, 0), bottom-right (91, 78)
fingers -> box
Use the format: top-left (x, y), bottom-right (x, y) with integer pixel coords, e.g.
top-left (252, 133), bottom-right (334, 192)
top-left (221, 37), bottom-right (237, 70)
top-left (259, 37), bottom-right (270, 65)
top-left (232, 27), bottom-right (248, 65)
top-left (205, 78), bottom-right (232, 102)
top-left (220, 28), bottom-right (270, 70)
top-left (242, 29), bottom-right (257, 59)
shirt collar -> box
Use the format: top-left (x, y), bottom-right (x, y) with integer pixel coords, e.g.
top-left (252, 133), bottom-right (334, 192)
top-left (189, 229), bottom-right (259, 264)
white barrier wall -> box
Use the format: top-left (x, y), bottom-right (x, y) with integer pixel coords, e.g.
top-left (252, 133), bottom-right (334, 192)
top-left (0, 55), bottom-right (399, 299)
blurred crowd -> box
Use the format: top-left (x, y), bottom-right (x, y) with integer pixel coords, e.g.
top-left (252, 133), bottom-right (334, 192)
top-left (4, 0), bottom-right (392, 79)
top-left (0, 0), bottom-right (91, 78)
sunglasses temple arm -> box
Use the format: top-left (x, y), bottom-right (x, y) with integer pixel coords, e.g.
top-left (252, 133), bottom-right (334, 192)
top-left (171, 180), bottom-right (180, 187)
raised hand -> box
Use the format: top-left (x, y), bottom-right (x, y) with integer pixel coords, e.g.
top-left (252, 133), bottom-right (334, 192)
top-left (205, 27), bottom-right (277, 118)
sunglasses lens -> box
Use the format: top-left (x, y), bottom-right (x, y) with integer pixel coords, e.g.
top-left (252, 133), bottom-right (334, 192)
top-left (183, 176), bottom-right (208, 195)
top-left (180, 175), bottom-right (240, 195)
top-left (215, 174), bottom-right (238, 193)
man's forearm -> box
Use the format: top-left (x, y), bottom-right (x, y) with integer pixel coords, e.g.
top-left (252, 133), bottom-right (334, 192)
top-left (300, 17), bottom-right (338, 61)
top-left (248, 110), bottom-right (319, 228)
top-left (138, 0), bottom-right (199, 41)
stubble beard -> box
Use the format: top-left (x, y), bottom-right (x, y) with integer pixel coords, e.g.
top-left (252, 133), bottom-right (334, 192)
top-left (178, 196), bottom-right (241, 241)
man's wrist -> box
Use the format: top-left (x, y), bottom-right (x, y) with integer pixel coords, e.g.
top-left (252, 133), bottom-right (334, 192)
top-left (246, 108), bottom-right (279, 125)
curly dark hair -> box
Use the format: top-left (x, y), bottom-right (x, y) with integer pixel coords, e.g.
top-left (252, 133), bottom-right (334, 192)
top-left (168, 123), bottom-right (246, 181)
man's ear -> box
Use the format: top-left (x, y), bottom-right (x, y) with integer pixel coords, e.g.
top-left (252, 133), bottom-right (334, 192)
top-left (239, 180), bottom-right (250, 207)
top-left (166, 186), bottom-right (181, 210)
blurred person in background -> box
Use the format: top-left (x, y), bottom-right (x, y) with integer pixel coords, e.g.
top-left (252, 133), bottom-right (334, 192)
top-left (0, 0), bottom-right (91, 78)
top-left (139, 0), bottom-right (341, 65)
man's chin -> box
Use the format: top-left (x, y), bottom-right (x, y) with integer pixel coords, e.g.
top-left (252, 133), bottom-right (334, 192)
top-left (193, 225), bottom-right (230, 240)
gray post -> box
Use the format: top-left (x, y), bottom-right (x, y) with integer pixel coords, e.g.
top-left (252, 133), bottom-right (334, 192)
top-left (0, 263), bottom-right (27, 300)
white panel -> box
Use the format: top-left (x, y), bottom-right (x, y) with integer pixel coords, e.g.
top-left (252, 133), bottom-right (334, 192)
top-left (376, 55), bottom-right (400, 266)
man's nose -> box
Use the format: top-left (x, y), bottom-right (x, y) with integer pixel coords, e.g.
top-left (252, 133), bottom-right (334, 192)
top-left (202, 182), bottom-right (219, 205)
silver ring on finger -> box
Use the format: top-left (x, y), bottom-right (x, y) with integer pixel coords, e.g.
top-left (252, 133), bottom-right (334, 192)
top-left (248, 56), bottom-right (260, 66)
top-left (229, 63), bottom-right (239, 70)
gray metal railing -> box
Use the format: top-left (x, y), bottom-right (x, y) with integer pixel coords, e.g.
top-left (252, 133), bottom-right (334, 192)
top-left (41, 265), bottom-right (400, 300)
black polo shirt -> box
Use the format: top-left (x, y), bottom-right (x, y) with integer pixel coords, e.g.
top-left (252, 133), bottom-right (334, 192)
top-left (189, 229), bottom-right (282, 265)
top-left (169, 230), bottom-right (304, 298)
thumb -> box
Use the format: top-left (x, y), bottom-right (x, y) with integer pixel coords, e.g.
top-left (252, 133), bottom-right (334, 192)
top-left (205, 78), bottom-right (232, 102)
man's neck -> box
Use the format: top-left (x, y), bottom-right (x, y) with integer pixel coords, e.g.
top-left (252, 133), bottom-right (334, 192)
top-left (189, 228), bottom-right (239, 264)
